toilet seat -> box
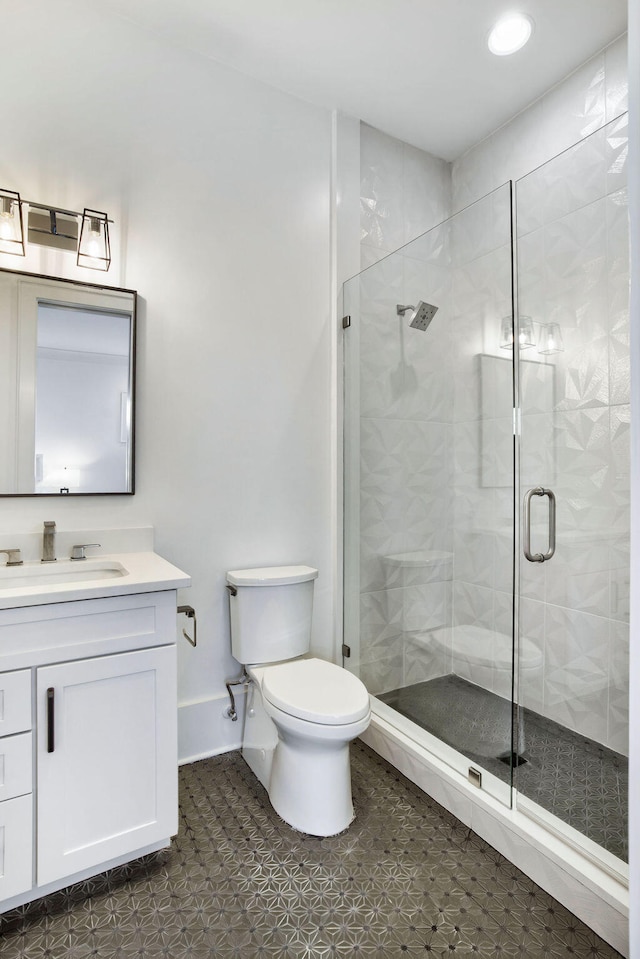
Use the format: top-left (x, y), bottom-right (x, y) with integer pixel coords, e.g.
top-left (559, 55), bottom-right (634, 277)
top-left (259, 657), bottom-right (370, 725)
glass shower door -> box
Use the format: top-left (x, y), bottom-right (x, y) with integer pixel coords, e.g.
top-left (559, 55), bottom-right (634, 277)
top-left (515, 115), bottom-right (629, 864)
top-left (343, 184), bottom-right (516, 805)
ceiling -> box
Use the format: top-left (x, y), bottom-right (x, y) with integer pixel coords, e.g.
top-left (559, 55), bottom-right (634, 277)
top-left (99, 0), bottom-right (627, 160)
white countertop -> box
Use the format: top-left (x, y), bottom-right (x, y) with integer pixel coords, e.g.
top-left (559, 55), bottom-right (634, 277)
top-left (0, 551), bottom-right (191, 610)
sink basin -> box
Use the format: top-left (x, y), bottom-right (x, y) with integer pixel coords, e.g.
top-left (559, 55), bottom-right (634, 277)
top-left (0, 559), bottom-right (128, 589)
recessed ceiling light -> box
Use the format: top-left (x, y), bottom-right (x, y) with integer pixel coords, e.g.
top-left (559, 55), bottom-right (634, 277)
top-left (488, 13), bottom-right (534, 56)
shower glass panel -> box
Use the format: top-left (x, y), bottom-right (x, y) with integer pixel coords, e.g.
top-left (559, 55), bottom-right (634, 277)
top-left (343, 184), bottom-right (515, 805)
top-left (515, 115), bottom-right (629, 863)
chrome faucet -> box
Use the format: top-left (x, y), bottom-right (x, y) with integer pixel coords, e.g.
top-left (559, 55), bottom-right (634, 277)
top-left (41, 520), bottom-right (56, 563)
top-left (0, 548), bottom-right (22, 566)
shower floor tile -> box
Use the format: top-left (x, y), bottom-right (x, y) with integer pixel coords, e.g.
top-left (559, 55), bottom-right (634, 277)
top-left (0, 742), bottom-right (623, 958)
top-left (380, 674), bottom-right (628, 861)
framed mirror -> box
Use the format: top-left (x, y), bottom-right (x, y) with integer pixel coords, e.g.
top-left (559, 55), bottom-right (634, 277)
top-left (0, 268), bottom-right (136, 495)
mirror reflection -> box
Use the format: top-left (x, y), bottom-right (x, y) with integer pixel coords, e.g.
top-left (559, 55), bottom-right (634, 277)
top-left (0, 269), bottom-right (136, 495)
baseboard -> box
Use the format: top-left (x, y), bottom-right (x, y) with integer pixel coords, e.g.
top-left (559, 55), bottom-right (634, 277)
top-left (178, 690), bottom-right (245, 764)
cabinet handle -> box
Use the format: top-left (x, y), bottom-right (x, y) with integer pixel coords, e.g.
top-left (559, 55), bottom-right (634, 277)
top-left (47, 687), bottom-right (55, 753)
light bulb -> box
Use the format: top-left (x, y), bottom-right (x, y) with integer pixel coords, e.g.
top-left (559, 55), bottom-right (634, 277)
top-left (488, 14), bottom-right (534, 56)
top-left (0, 197), bottom-right (16, 240)
top-left (86, 217), bottom-right (102, 258)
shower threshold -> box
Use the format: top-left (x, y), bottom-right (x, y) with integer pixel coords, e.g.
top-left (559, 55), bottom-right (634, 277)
top-left (379, 674), bottom-right (628, 862)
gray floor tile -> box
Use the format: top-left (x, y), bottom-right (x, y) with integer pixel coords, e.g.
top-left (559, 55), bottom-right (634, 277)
top-left (381, 674), bottom-right (628, 860)
top-left (0, 743), bottom-right (623, 957)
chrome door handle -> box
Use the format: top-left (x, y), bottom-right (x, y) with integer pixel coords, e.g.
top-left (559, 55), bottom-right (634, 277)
top-left (523, 487), bottom-right (556, 563)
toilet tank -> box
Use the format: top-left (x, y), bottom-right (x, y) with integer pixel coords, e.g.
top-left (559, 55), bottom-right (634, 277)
top-left (226, 565), bottom-right (319, 665)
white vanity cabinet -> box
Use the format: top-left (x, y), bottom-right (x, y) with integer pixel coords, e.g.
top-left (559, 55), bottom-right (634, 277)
top-left (0, 670), bottom-right (33, 902)
top-left (0, 580), bottom-right (186, 914)
top-left (36, 644), bottom-right (176, 885)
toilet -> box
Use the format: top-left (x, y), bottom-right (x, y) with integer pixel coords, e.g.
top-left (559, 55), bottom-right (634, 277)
top-left (226, 564), bottom-right (370, 836)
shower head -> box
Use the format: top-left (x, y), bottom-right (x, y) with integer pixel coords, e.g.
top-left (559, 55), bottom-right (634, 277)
top-left (396, 301), bottom-right (439, 332)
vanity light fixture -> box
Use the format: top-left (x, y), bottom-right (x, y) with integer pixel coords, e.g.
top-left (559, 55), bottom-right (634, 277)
top-left (77, 209), bottom-right (111, 272)
top-left (500, 316), bottom-right (565, 355)
top-left (0, 189), bottom-right (112, 271)
top-left (500, 314), bottom-right (535, 350)
top-left (537, 322), bottom-right (564, 354)
top-left (0, 189), bottom-right (25, 257)
top-left (28, 204), bottom-right (79, 253)
top-left (488, 13), bottom-right (534, 56)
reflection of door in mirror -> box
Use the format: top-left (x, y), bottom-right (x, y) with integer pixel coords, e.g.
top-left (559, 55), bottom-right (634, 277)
top-left (0, 270), bottom-right (136, 495)
top-left (36, 305), bottom-right (131, 493)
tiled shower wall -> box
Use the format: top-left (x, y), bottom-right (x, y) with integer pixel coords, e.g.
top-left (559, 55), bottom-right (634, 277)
top-left (360, 123), bottom-right (451, 270)
top-left (353, 36), bottom-right (629, 755)
top-left (356, 125), bottom-right (453, 694)
top-left (451, 36), bottom-right (628, 213)
top-left (515, 117), bottom-right (630, 754)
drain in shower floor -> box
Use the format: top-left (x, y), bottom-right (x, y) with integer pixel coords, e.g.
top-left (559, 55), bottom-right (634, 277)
top-left (498, 752), bottom-right (529, 767)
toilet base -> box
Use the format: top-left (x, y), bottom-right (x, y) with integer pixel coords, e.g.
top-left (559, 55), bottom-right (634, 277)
top-left (242, 676), bottom-right (369, 836)
top-left (268, 731), bottom-right (355, 836)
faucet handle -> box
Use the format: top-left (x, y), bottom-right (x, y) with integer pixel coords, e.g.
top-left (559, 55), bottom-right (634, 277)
top-left (0, 548), bottom-right (23, 566)
top-left (70, 544), bottom-right (101, 561)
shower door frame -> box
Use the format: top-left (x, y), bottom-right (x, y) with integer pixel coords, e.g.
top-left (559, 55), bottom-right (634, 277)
top-left (511, 118), bottom-right (630, 883)
top-left (341, 184), bottom-right (518, 809)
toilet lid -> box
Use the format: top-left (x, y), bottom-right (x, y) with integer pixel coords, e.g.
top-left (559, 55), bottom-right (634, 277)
top-left (261, 658), bottom-right (370, 725)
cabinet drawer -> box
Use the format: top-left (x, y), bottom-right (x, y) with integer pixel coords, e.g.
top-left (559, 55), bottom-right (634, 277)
top-left (0, 793), bottom-right (33, 901)
top-left (0, 670), bottom-right (31, 736)
top-left (0, 732), bottom-right (32, 802)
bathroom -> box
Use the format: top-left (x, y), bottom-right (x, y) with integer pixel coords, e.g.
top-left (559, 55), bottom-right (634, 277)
top-left (0, 0), bottom-right (637, 956)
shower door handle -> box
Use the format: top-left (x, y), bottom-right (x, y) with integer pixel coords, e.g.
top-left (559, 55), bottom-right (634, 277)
top-left (523, 487), bottom-right (556, 563)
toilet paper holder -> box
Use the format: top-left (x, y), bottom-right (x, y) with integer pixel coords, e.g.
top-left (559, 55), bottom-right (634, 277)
top-left (178, 605), bottom-right (197, 647)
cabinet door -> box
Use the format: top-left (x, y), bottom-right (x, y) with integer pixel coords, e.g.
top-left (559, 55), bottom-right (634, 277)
top-left (36, 645), bottom-right (177, 886)
top-left (0, 794), bottom-right (32, 900)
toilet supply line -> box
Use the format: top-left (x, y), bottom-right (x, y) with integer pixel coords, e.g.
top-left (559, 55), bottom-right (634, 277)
top-left (225, 669), bottom-right (250, 721)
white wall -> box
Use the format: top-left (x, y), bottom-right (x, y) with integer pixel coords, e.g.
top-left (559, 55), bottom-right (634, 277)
top-left (626, 3), bottom-right (638, 952)
top-left (0, 0), bottom-right (334, 761)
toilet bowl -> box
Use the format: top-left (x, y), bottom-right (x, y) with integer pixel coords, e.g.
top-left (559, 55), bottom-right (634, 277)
top-left (247, 658), bottom-right (370, 835)
top-left (227, 565), bottom-right (371, 836)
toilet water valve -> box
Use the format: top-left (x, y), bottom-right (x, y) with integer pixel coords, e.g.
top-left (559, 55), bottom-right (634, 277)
top-left (225, 670), bottom-right (250, 721)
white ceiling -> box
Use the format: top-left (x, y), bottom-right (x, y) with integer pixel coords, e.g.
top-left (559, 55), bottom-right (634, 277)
top-left (100, 0), bottom-right (627, 160)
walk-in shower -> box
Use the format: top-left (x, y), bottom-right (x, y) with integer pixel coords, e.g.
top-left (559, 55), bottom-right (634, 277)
top-left (342, 114), bottom-right (629, 887)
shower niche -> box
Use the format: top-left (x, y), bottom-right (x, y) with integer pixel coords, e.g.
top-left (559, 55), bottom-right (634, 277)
top-left (343, 116), bottom-right (629, 868)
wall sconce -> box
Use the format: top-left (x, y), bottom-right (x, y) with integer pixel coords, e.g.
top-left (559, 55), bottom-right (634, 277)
top-left (28, 205), bottom-right (79, 252)
top-left (500, 316), bottom-right (564, 355)
top-left (500, 315), bottom-right (535, 350)
top-left (0, 188), bottom-right (111, 271)
top-left (78, 209), bottom-right (111, 271)
top-left (537, 322), bottom-right (564, 355)
top-left (0, 189), bottom-right (25, 256)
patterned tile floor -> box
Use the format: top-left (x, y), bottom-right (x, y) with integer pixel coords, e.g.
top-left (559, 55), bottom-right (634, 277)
top-left (0, 743), bottom-right (623, 957)
top-left (381, 675), bottom-right (628, 861)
